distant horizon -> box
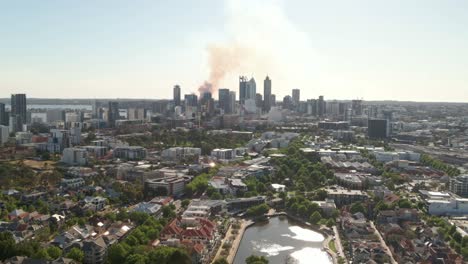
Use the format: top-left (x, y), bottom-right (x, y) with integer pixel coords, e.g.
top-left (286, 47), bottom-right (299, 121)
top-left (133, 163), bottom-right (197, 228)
top-left (0, 96), bottom-right (467, 105)
top-left (1, 0), bottom-right (468, 101)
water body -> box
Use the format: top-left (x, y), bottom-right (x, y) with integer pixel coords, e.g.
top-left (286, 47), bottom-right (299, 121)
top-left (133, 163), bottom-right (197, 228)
top-left (234, 216), bottom-right (332, 264)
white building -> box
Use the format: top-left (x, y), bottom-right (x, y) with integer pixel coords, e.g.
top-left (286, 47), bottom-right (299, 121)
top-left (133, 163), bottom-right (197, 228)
top-left (428, 198), bottom-right (468, 216)
top-left (70, 127), bottom-right (82, 145)
top-left (161, 147), bottom-right (201, 162)
top-left (211, 148), bottom-right (237, 161)
top-left (61, 148), bottom-right (88, 166)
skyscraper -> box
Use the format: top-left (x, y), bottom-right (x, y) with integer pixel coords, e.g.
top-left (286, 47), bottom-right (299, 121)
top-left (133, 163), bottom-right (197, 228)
top-left (229, 91), bottom-right (236, 114)
top-left (246, 77), bottom-right (256, 100)
top-left (108, 101), bottom-right (120, 127)
top-left (173, 85), bottom-right (181, 106)
top-left (184, 94), bottom-right (198, 108)
top-left (318, 95), bottom-right (325, 117)
top-left (263, 76), bottom-right (272, 112)
top-left (11, 93), bottom-right (27, 122)
top-left (255, 93), bottom-right (263, 109)
top-left (0, 103), bottom-right (6, 126)
top-left (218, 88), bottom-right (230, 114)
top-left (292, 89), bottom-right (300, 106)
top-left (239, 76), bottom-right (248, 104)
top-left (352, 100), bottom-right (363, 116)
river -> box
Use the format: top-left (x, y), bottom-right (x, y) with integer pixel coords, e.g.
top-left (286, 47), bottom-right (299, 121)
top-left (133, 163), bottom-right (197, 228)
top-left (234, 216), bottom-right (332, 264)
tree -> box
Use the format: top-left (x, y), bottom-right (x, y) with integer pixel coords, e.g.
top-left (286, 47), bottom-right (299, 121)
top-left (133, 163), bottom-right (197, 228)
top-left (0, 232), bottom-right (17, 260)
top-left (32, 249), bottom-right (50, 260)
top-left (66, 248), bottom-right (84, 262)
top-left (213, 257), bottom-right (229, 264)
top-left (246, 255), bottom-right (269, 264)
top-left (181, 199), bottom-right (190, 208)
top-left (246, 203), bottom-right (269, 217)
top-left (46, 246), bottom-right (62, 260)
top-left (309, 211), bottom-right (322, 225)
top-left (350, 202), bottom-right (367, 215)
top-left (124, 253), bottom-right (147, 264)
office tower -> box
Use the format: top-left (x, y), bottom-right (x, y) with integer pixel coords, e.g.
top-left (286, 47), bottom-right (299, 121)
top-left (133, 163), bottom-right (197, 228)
top-left (283, 95), bottom-right (293, 110)
top-left (307, 99), bottom-right (318, 116)
top-left (200, 92), bottom-right (214, 114)
top-left (229, 91), bottom-right (236, 114)
top-left (368, 119), bottom-right (389, 139)
top-left (338, 103), bottom-right (348, 116)
top-left (239, 76), bottom-right (248, 104)
top-left (449, 175), bottom-right (468, 197)
top-left (11, 94), bottom-right (27, 129)
top-left (246, 78), bottom-right (256, 100)
top-left (173, 85), bottom-right (181, 106)
top-left (271, 94), bottom-right (276, 107)
top-left (184, 94), bottom-right (198, 108)
top-left (263, 76), bottom-right (272, 112)
top-left (108, 101), bottom-right (120, 127)
top-left (47, 109), bottom-right (66, 123)
top-left (255, 93), bottom-right (262, 109)
top-left (327, 100), bottom-right (340, 116)
top-left (292, 89), bottom-right (300, 106)
top-left (318, 95), bottom-right (325, 117)
top-left (0, 103), bottom-right (6, 126)
top-left (218, 88), bottom-right (230, 114)
top-left (352, 100), bottom-right (363, 116)
top-left (0, 125), bottom-right (9, 146)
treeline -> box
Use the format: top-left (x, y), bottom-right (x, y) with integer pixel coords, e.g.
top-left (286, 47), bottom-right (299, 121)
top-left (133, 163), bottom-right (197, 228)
top-left (125, 130), bottom-right (251, 155)
top-left (286, 195), bottom-right (337, 226)
top-left (420, 154), bottom-right (460, 176)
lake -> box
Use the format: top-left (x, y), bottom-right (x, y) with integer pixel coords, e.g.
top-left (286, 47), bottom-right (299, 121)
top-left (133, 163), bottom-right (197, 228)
top-left (234, 216), bottom-right (332, 264)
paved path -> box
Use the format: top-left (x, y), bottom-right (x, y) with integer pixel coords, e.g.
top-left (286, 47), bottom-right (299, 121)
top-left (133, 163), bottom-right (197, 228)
top-left (332, 226), bottom-right (346, 260)
top-left (370, 221), bottom-right (398, 264)
top-left (212, 219), bottom-right (252, 264)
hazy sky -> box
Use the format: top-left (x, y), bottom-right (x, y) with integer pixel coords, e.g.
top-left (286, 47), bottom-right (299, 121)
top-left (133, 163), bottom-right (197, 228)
top-left (1, 0), bottom-right (467, 102)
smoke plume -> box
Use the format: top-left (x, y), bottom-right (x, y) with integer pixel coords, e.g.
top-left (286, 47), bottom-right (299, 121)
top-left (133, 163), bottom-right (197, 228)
top-left (197, 0), bottom-right (318, 98)
top-left (197, 44), bottom-right (251, 95)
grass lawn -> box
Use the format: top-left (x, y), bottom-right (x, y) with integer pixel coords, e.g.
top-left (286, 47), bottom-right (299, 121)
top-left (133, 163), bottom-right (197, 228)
top-left (329, 240), bottom-right (337, 253)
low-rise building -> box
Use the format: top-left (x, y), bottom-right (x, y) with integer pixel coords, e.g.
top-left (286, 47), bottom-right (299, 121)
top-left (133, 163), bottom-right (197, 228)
top-left (326, 188), bottom-right (369, 206)
top-left (113, 146), bottom-right (146, 160)
top-left (144, 177), bottom-right (187, 197)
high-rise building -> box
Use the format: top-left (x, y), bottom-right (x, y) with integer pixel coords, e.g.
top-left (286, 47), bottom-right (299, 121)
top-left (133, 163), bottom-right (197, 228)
top-left (255, 93), bottom-right (263, 110)
top-left (218, 88), bottom-right (230, 114)
top-left (368, 119), bottom-right (389, 139)
top-left (11, 94), bottom-right (27, 128)
top-left (184, 94), bottom-right (198, 108)
top-left (271, 94), bottom-right (276, 107)
top-left (352, 100), bottom-right (363, 116)
top-left (450, 175), bottom-right (468, 197)
top-left (239, 76), bottom-right (248, 104)
top-left (108, 101), bottom-right (120, 127)
top-left (229, 91), bottom-right (236, 114)
top-left (292, 89), bottom-right (300, 106)
top-left (283, 95), bottom-right (293, 110)
top-left (0, 125), bottom-right (9, 146)
top-left (0, 103), bottom-right (6, 126)
top-left (307, 99), bottom-right (318, 116)
top-left (246, 78), bottom-right (256, 100)
top-left (318, 95), bottom-right (325, 117)
top-left (173, 85), bottom-right (181, 106)
top-left (263, 76), bottom-right (272, 112)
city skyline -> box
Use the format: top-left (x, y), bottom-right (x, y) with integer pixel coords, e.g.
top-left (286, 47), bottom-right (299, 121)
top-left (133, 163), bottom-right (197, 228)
top-left (1, 0), bottom-right (468, 102)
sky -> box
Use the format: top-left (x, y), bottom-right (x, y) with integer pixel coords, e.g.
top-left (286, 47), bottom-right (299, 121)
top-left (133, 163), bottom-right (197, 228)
top-left (1, 0), bottom-right (467, 102)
